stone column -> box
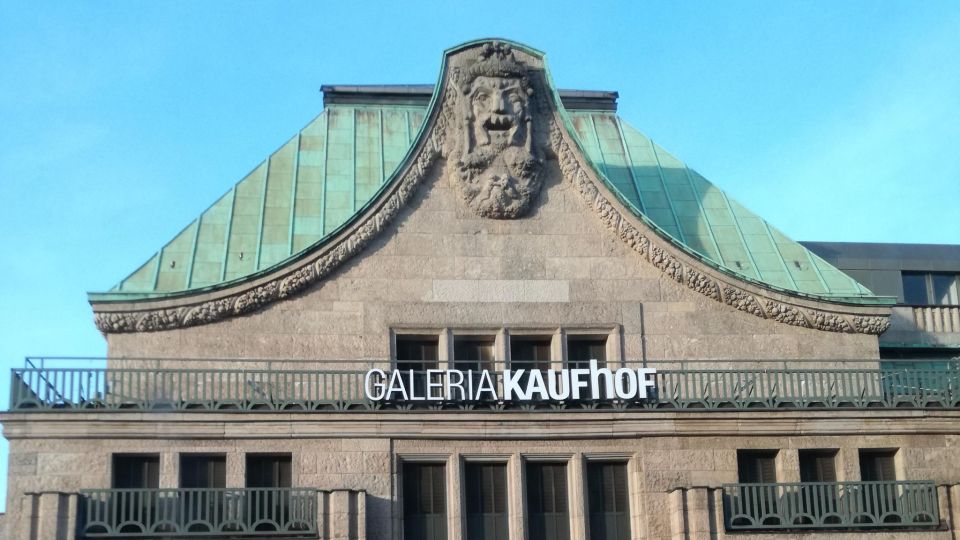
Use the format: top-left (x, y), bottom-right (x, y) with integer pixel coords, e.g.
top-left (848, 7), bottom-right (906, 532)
top-left (949, 484), bottom-right (960, 540)
top-left (447, 454), bottom-right (464, 540)
top-left (508, 453), bottom-right (525, 540)
top-left (568, 454), bottom-right (587, 540)
top-left (32, 492), bottom-right (73, 540)
top-left (686, 487), bottom-right (711, 540)
top-left (668, 488), bottom-right (687, 540)
top-left (775, 449), bottom-right (799, 483)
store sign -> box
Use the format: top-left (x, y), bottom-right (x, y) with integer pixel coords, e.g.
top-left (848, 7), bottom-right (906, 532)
top-left (364, 360), bottom-right (656, 402)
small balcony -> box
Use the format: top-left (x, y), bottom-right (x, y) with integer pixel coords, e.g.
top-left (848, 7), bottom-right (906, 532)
top-left (722, 480), bottom-right (940, 531)
top-left (8, 358), bottom-right (960, 413)
top-left (79, 487), bottom-right (317, 538)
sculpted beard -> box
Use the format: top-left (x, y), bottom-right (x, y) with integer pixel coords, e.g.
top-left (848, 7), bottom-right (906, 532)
top-left (459, 144), bottom-right (541, 219)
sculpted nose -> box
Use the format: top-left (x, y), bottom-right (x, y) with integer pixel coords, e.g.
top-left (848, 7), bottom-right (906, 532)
top-left (494, 93), bottom-right (506, 113)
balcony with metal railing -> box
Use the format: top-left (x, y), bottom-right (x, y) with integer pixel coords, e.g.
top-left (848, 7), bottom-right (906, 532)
top-left (7, 358), bottom-right (960, 413)
top-left (79, 487), bottom-right (317, 538)
top-left (722, 480), bottom-right (940, 531)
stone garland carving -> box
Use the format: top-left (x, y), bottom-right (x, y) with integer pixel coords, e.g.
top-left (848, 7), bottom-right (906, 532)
top-left (547, 120), bottom-right (889, 335)
top-left (95, 79), bottom-right (457, 334)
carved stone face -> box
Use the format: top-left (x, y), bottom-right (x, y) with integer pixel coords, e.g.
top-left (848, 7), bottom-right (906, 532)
top-left (469, 76), bottom-right (527, 149)
top-left (457, 74), bottom-right (543, 219)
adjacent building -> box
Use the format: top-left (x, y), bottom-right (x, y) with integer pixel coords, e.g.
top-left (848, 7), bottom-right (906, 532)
top-left (3, 39), bottom-right (959, 540)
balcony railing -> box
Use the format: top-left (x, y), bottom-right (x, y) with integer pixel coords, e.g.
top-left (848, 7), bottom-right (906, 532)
top-left (79, 488), bottom-right (316, 537)
top-left (723, 481), bottom-right (939, 530)
top-left (9, 360), bottom-right (960, 412)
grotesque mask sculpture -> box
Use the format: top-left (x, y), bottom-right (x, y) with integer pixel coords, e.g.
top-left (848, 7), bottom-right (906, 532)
top-left (452, 42), bottom-right (545, 219)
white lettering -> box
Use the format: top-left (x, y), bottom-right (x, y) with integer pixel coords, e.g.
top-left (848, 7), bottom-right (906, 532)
top-left (636, 368), bottom-right (657, 399)
top-left (547, 369), bottom-right (570, 400)
top-left (570, 368), bottom-right (590, 399)
top-left (387, 369), bottom-right (408, 401)
top-left (446, 369), bottom-right (465, 400)
top-left (614, 367), bottom-right (637, 399)
top-left (589, 359), bottom-right (614, 399)
top-left (503, 369), bottom-right (526, 400)
top-left (476, 370), bottom-right (498, 400)
top-left (365, 369), bottom-right (387, 401)
top-left (527, 370), bottom-right (549, 400)
top-left (426, 369), bottom-right (443, 401)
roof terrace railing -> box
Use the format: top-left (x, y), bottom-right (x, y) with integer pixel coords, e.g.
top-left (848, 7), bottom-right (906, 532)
top-left (79, 487), bottom-right (316, 538)
top-left (8, 359), bottom-right (960, 412)
top-left (722, 481), bottom-right (939, 531)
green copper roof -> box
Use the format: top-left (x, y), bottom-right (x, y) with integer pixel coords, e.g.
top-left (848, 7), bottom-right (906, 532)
top-left (92, 101), bottom-right (884, 305)
top-left (569, 111), bottom-right (877, 301)
top-left (102, 104), bottom-right (425, 297)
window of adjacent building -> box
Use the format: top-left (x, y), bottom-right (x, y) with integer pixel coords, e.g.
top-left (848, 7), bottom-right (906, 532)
top-left (403, 462), bottom-right (447, 540)
top-left (901, 272), bottom-right (960, 305)
top-left (465, 462), bottom-right (508, 540)
top-left (510, 336), bottom-right (552, 370)
top-left (859, 450), bottom-right (897, 481)
top-left (112, 454), bottom-right (160, 489)
top-left (246, 454), bottom-right (292, 488)
top-left (737, 450), bottom-right (777, 484)
top-left (587, 461), bottom-right (631, 540)
top-left (181, 454), bottom-right (226, 488)
top-left (526, 462), bottom-right (570, 540)
top-left (798, 450), bottom-right (837, 483)
top-left (567, 336), bottom-right (607, 370)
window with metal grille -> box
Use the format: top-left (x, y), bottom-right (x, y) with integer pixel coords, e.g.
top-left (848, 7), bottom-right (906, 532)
top-left (799, 450), bottom-right (837, 483)
top-left (403, 462), bottom-right (447, 540)
top-left (455, 337), bottom-right (496, 401)
top-left (465, 463), bottom-right (508, 540)
top-left (567, 337), bottom-right (607, 370)
top-left (246, 454), bottom-right (292, 488)
top-left (509, 336), bottom-right (552, 370)
top-left (181, 454), bottom-right (226, 488)
top-left (587, 461), bottom-right (631, 540)
top-left (737, 450), bottom-right (778, 484)
top-left (859, 450), bottom-right (897, 481)
top-left (112, 454), bottom-right (160, 488)
top-left (396, 335), bottom-right (440, 399)
top-left (526, 462), bottom-right (569, 540)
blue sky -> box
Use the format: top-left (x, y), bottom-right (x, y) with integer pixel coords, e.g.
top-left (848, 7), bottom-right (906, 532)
top-left (1, 0), bottom-right (958, 512)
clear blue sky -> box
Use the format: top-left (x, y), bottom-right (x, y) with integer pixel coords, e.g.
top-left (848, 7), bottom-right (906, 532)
top-left (1, 0), bottom-right (958, 512)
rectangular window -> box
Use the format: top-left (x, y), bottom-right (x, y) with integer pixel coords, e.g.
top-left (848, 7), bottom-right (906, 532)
top-left (246, 454), bottom-right (292, 488)
top-left (181, 454), bottom-right (226, 488)
top-left (567, 336), bottom-right (607, 370)
top-left (396, 335), bottom-right (440, 399)
top-left (902, 272), bottom-right (928, 304)
top-left (901, 272), bottom-right (960, 305)
top-left (859, 450), bottom-right (897, 481)
top-left (526, 462), bottom-right (569, 540)
top-left (737, 450), bottom-right (777, 484)
top-left (454, 337), bottom-right (495, 400)
top-left (510, 336), bottom-right (552, 370)
top-left (112, 454), bottom-right (160, 489)
top-left (465, 463), bottom-right (508, 540)
top-left (587, 461), bottom-right (631, 540)
top-left (403, 462), bottom-right (447, 540)
top-left (931, 273), bottom-right (959, 305)
top-left (799, 450), bottom-right (837, 483)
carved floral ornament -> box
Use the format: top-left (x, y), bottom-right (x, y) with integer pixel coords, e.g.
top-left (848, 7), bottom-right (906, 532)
top-left (92, 41), bottom-right (889, 335)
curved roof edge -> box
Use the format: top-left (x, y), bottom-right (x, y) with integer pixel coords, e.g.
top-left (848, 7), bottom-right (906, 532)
top-left (89, 38), bottom-right (892, 336)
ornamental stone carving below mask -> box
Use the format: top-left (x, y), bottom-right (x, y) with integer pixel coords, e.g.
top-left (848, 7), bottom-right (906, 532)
top-left (451, 42), bottom-right (546, 219)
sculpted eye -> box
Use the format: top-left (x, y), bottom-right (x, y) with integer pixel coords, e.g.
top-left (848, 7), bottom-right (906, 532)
top-left (474, 93), bottom-right (490, 105)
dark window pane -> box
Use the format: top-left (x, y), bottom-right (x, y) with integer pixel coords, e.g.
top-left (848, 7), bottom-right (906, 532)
top-left (931, 273), bottom-right (959, 305)
top-left (587, 462), bottom-right (631, 540)
top-left (510, 337), bottom-right (552, 370)
top-left (246, 454), bottom-right (291, 488)
top-left (403, 463), bottom-right (447, 540)
top-left (397, 336), bottom-right (440, 399)
top-left (901, 272), bottom-right (928, 304)
top-left (567, 338), bottom-right (607, 370)
top-left (112, 455), bottom-right (160, 489)
top-left (181, 454), bottom-right (226, 488)
top-left (737, 451), bottom-right (777, 484)
top-left (798, 450), bottom-right (837, 483)
top-left (860, 450), bottom-right (897, 481)
top-left (454, 338), bottom-right (495, 372)
top-left (465, 463), bottom-right (508, 540)
top-left (526, 463), bottom-right (569, 540)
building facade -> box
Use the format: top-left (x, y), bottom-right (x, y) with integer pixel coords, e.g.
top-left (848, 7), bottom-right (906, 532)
top-left (3, 39), bottom-right (959, 540)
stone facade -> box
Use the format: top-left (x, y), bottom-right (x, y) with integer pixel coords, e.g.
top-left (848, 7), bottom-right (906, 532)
top-left (4, 39), bottom-right (956, 540)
